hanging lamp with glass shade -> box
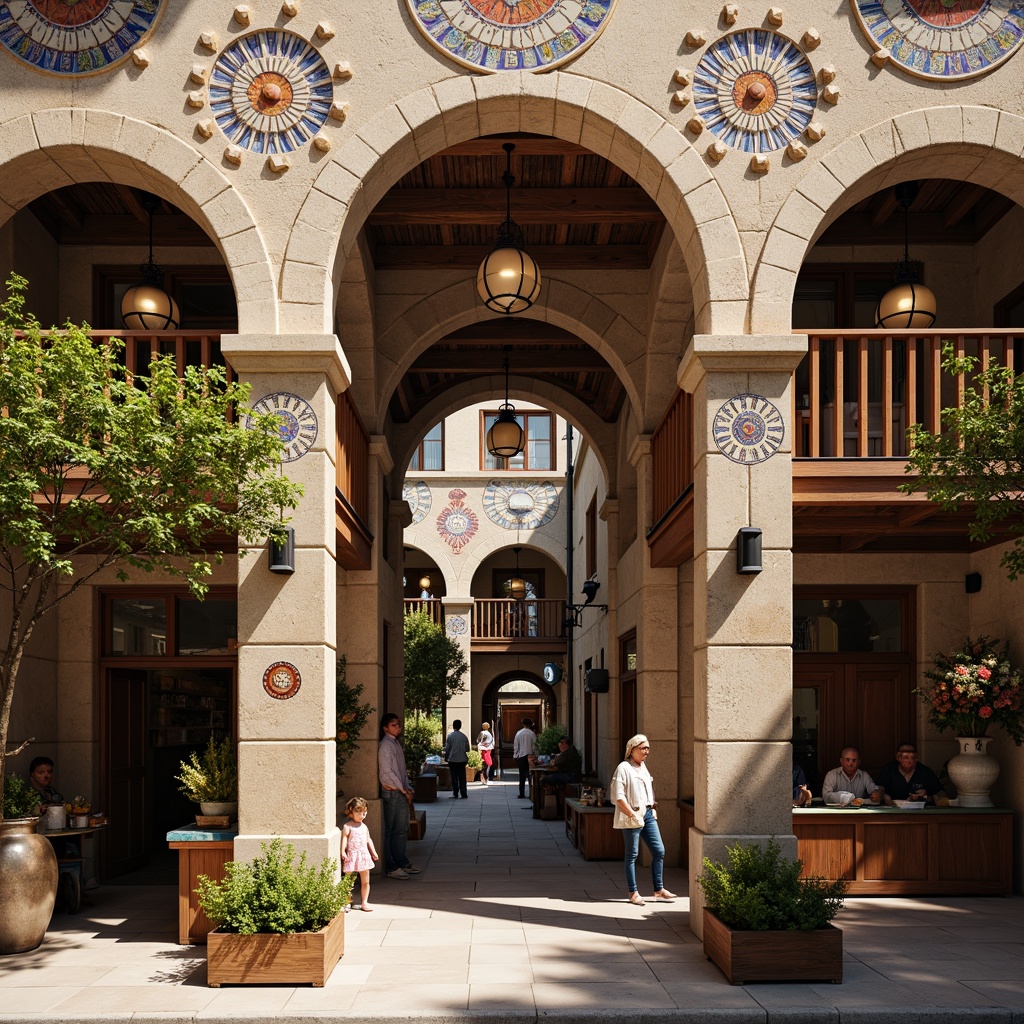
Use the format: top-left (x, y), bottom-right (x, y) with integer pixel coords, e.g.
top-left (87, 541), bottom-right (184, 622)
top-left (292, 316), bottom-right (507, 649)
top-left (476, 142), bottom-right (541, 315)
top-left (486, 353), bottom-right (525, 461)
top-left (508, 546), bottom-right (527, 601)
top-left (874, 180), bottom-right (937, 330)
top-left (121, 192), bottom-right (181, 330)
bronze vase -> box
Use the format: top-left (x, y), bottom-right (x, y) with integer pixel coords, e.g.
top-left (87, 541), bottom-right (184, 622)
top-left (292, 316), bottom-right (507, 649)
top-left (0, 818), bottom-right (58, 955)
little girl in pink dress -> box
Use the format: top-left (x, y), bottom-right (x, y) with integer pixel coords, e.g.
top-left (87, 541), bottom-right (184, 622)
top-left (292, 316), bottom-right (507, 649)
top-left (341, 796), bottom-right (379, 911)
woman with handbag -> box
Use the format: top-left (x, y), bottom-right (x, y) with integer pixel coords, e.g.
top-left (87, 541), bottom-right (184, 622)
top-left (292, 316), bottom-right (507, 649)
top-left (611, 734), bottom-right (677, 906)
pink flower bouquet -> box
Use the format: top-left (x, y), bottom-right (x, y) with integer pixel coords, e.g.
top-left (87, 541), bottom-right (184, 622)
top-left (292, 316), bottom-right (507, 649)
top-left (919, 635), bottom-right (1024, 744)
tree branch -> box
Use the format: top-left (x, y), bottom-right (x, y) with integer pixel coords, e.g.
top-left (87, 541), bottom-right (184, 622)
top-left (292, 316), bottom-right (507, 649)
top-left (5, 736), bottom-right (35, 758)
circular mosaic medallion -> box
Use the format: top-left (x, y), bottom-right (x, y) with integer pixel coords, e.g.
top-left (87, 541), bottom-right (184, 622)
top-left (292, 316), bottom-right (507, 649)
top-left (0, 0), bottom-right (165, 76)
top-left (437, 488), bottom-right (479, 554)
top-left (483, 481), bottom-right (559, 530)
top-left (245, 391), bottom-right (318, 463)
top-left (851, 0), bottom-right (1024, 80)
top-left (446, 615), bottom-right (468, 636)
top-left (713, 394), bottom-right (785, 464)
top-left (406, 0), bottom-right (617, 73)
top-left (209, 30), bottom-right (333, 153)
top-left (692, 29), bottom-right (818, 153)
top-left (403, 481), bottom-right (432, 525)
top-left (263, 661), bottom-right (301, 700)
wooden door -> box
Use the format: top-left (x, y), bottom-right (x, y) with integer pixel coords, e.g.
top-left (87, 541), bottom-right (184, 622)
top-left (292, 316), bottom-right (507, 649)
top-left (501, 703), bottom-right (541, 745)
top-left (104, 669), bottom-right (148, 876)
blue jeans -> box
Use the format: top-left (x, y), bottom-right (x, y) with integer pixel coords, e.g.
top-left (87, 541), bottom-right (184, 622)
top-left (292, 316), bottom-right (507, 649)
top-left (622, 808), bottom-right (665, 894)
top-left (381, 790), bottom-right (410, 873)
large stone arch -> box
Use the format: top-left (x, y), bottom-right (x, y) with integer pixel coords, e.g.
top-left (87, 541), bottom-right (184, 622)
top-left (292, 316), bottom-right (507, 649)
top-left (281, 73), bottom-right (748, 337)
top-left (0, 109), bottom-right (277, 333)
top-left (750, 105), bottom-right (1024, 334)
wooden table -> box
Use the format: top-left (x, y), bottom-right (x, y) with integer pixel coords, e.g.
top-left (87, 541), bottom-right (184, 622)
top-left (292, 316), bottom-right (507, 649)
top-left (43, 824), bottom-right (107, 913)
top-left (564, 798), bottom-right (620, 860)
top-left (167, 824), bottom-right (237, 944)
top-left (681, 800), bottom-right (1013, 895)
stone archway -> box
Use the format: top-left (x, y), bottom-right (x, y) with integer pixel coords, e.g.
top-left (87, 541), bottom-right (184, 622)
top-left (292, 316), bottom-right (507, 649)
top-left (480, 671), bottom-right (558, 771)
top-left (0, 109), bottom-right (277, 334)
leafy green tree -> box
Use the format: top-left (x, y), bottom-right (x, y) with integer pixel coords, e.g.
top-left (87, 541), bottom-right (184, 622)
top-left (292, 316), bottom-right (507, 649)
top-left (402, 610), bottom-right (468, 718)
top-left (0, 275), bottom-right (302, 810)
top-left (902, 344), bottom-right (1024, 581)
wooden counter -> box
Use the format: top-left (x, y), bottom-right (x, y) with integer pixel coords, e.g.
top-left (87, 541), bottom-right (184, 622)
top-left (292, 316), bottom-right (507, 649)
top-left (167, 824), bottom-right (236, 944)
top-left (681, 801), bottom-right (1012, 896)
top-left (565, 798), bottom-right (620, 860)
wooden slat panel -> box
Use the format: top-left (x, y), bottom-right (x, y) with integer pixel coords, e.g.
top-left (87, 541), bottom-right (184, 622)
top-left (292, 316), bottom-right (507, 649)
top-left (858, 336), bottom-right (869, 457)
top-left (862, 823), bottom-right (929, 880)
top-left (833, 337), bottom-right (844, 458)
top-left (796, 824), bottom-right (856, 880)
top-left (809, 336), bottom-right (820, 458)
top-left (882, 336), bottom-right (893, 457)
top-left (937, 822), bottom-right (1006, 881)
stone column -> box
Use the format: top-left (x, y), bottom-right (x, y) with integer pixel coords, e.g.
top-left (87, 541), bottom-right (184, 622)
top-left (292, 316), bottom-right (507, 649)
top-left (221, 334), bottom-right (351, 868)
top-left (441, 599), bottom-right (473, 734)
top-left (678, 334), bottom-right (806, 937)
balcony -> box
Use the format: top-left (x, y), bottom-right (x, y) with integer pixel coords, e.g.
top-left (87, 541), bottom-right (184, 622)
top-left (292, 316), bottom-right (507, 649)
top-left (403, 598), bottom-right (567, 651)
top-left (648, 329), bottom-right (1022, 565)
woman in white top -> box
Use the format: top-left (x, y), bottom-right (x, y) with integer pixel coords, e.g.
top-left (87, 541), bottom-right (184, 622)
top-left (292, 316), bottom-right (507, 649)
top-left (476, 722), bottom-right (496, 785)
top-left (611, 733), bottom-right (676, 906)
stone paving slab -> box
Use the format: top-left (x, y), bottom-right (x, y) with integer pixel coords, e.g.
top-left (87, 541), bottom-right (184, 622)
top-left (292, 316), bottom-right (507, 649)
top-left (1, 779), bottom-right (1023, 1024)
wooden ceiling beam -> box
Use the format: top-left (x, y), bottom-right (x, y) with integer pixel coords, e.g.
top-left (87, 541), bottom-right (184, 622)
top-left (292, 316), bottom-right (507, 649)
top-left (410, 350), bottom-right (608, 372)
top-left (46, 190), bottom-right (85, 231)
top-left (55, 215), bottom-right (211, 246)
top-left (817, 213), bottom-right (977, 247)
top-left (438, 137), bottom-right (593, 158)
top-left (868, 191), bottom-right (900, 229)
top-left (368, 188), bottom-right (661, 226)
top-left (943, 183), bottom-right (986, 229)
top-left (373, 244), bottom-right (651, 270)
top-left (973, 194), bottom-right (1016, 239)
top-left (114, 184), bottom-right (151, 226)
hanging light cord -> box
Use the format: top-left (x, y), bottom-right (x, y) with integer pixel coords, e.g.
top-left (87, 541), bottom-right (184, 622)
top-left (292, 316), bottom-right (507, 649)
top-left (496, 142), bottom-right (524, 249)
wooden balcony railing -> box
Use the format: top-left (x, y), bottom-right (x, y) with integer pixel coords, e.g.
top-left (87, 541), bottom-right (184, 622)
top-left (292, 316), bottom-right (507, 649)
top-left (651, 388), bottom-right (693, 526)
top-left (473, 598), bottom-right (565, 642)
top-left (404, 598), bottom-right (442, 624)
top-left (335, 390), bottom-right (372, 570)
top-left (102, 330), bottom-right (235, 382)
top-left (795, 330), bottom-right (1024, 458)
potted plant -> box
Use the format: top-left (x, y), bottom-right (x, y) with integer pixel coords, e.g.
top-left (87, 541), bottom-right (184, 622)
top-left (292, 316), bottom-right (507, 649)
top-left (0, 773), bottom-right (58, 955)
top-left (535, 723), bottom-right (567, 756)
top-left (176, 736), bottom-right (238, 819)
top-left (196, 837), bottom-right (355, 986)
top-left (918, 635), bottom-right (1024, 806)
top-left (697, 838), bottom-right (848, 985)
top-left (467, 749), bottom-right (484, 781)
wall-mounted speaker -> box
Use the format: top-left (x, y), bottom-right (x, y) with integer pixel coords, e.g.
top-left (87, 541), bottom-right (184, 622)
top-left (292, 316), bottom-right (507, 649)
top-left (584, 668), bottom-right (609, 694)
top-left (965, 572), bottom-right (982, 594)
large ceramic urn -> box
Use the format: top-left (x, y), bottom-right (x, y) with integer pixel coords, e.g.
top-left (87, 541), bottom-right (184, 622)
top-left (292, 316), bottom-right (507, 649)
top-left (0, 817), bottom-right (58, 954)
top-left (947, 737), bottom-right (1000, 808)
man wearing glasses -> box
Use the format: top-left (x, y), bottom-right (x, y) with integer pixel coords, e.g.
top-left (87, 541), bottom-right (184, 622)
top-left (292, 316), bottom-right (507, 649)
top-left (377, 713), bottom-right (422, 879)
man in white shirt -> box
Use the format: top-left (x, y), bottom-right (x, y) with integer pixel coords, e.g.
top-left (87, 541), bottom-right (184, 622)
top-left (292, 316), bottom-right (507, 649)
top-left (821, 746), bottom-right (883, 805)
top-left (513, 718), bottom-right (536, 800)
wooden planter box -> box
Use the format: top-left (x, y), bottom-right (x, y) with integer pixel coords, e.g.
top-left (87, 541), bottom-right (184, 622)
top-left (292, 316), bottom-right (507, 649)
top-left (702, 909), bottom-right (842, 985)
top-left (207, 912), bottom-right (345, 987)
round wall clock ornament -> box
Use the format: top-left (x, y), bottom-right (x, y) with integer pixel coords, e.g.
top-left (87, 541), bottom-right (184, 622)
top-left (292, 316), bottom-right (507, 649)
top-left (483, 481), bottom-right (559, 530)
top-left (851, 1), bottom-right (1024, 80)
top-left (403, 481), bottom-right (432, 525)
top-left (713, 393), bottom-right (785, 464)
top-left (263, 661), bottom-right (301, 700)
top-left (692, 28), bottom-right (818, 154)
top-left (0, 0), bottom-right (166, 76)
top-left (405, 0), bottom-right (617, 74)
top-left (209, 30), bottom-right (333, 153)
top-left (446, 615), bottom-right (468, 636)
top-left (245, 391), bottom-right (318, 463)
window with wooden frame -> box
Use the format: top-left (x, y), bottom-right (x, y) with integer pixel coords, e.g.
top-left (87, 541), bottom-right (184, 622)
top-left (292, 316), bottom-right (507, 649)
top-left (409, 421), bottom-right (444, 471)
top-left (619, 631), bottom-right (637, 747)
top-left (94, 265), bottom-right (237, 331)
top-left (481, 410), bottom-right (555, 471)
top-left (585, 497), bottom-right (597, 580)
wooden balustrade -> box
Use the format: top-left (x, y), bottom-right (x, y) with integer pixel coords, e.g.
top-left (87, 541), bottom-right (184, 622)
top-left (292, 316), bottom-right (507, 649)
top-left (651, 388), bottom-right (693, 526)
top-left (95, 330), bottom-right (235, 382)
top-left (404, 598), bottom-right (442, 624)
top-left (473, 598), bottom-right (565, 641)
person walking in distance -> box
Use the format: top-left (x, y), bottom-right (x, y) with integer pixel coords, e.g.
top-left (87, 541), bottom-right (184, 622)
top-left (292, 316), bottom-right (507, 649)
top-left (377, 713), bottom-right (422, 879)
top-left (513, 717), bottom-right (537, 800)
top-left (476, 721), bottom-right (495, 785)
top-left (443, 719), bottom-right (471, 799)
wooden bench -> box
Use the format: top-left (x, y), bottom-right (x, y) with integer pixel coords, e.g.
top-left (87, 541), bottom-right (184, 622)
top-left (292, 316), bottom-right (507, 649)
top-left (409, 809), bottom-right (427, 841)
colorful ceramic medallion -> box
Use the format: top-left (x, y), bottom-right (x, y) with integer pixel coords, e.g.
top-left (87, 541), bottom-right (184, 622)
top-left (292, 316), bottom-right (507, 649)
top-left (403, 481), bottom-right (432, 525)
top-left (263, 661), bottom-right (301, 700)
top-left (245, 391), bottom-right (318, 463)
top-left (446, 615), bottom-right (468, 636)
top-left (692, 29), bottom-right (818, 153)
top-left (852, 1), bottom-right (1024, 80)
top-left (713, 394), bottom-right (785, 464)
top-left (405, 0), bottom-right (617, 73)
top-left (436, 488), bottom-right (479, 554)
top-left (0, 0), bottom-right (165, 76)
top-left (483, 481), bottom-right (559, 530)
top-left (209, 30), bottom-right (333, 153)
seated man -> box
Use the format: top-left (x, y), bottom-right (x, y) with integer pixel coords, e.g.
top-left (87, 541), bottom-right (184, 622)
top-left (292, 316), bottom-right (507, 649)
top-left (540, 736), bottom-right (582, 789)
top-left (28, 755), bottom-right (64, 814)
top-left (792, 763), bottom-right (812, 806)
top-left (875, 743), bottom-right (946, 804)
top-left (821, 746), bottom-right (883, 804)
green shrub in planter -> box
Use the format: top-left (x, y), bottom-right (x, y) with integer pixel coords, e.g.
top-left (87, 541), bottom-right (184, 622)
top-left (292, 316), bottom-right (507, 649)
top-left (2, 773), bottom-right (39, 819)
top-left (403, 715), bottom-right (442, 779)
top-left (698, 838), bottom-right (848, 931)
top-left (176, 736), bottom-right (237, 804)
top-left (535, 723), bottom-right (567, 755)
top-left (466, 750), bottom-right (483, 774)
top-left (196, 838), bottom-right (355, 935)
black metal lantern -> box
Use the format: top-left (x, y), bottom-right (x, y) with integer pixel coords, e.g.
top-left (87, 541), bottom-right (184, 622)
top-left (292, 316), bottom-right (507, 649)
top-left (486, 354), bottom-right (525, 460)
top-left (121, 192), bottom-right (180, 331)
top-left (875, 181), bottom-right (936, 330)
top-left (476, 143), bottom-right (541, 315)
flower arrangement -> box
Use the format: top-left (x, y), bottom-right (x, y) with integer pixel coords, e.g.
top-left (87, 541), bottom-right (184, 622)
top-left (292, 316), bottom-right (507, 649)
top-left (919, 635), bottom-right (1024, 745)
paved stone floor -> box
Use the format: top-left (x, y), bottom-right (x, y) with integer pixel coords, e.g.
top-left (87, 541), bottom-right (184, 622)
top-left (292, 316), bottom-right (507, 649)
top-left (2, 777), bottom-right (1023, 1023)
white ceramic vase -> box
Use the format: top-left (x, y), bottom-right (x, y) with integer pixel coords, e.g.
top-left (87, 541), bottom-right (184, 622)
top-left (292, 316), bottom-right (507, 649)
top-left (947, 737), bottom-right (999, 808)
